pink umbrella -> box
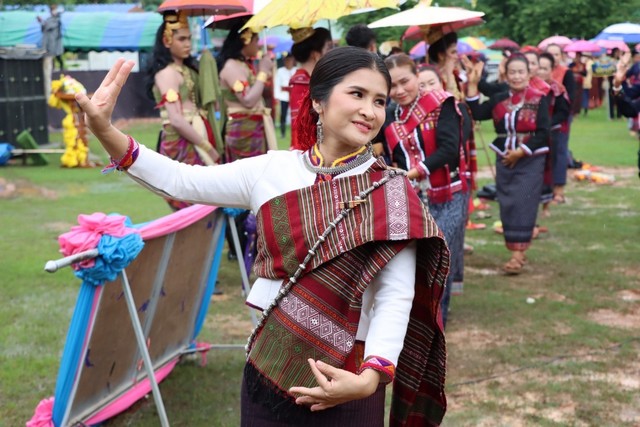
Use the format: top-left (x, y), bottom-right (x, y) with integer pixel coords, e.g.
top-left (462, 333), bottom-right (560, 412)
top-left (409, 41), bottom-right (428, 58)
top-left (564, 40), bottom-right (602, 53)
top-left (488, 38), bottom-right (519, 50)
top-left (401, 16), bottom-right (484, 41)
top-left (594, 39), bottom-right (630, 52)
top-left (538, 35), bottom-right (572, 50)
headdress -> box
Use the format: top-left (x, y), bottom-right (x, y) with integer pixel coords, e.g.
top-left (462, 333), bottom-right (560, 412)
top-left (239, 28), bottom-right (255, 46)
top-left (163, 11), bottom-right (189, 45)
top-left (289, 27), bottom-right (316, 44)
top-left (422, 26), bottom-right (444, 45)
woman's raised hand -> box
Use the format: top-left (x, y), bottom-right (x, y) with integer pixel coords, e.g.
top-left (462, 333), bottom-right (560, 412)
top-left (75, 59), bottom-right (135, 158)
top-left (76, 59), bottom-right (135, 138)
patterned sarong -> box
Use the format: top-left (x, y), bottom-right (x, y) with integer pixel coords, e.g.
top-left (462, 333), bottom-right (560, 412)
top-left (496, 155), bottom-right (545, 251)
top-left (246, 159), bottom-right (450, 426)
top-left (225, 114), bottom-right (267, 162)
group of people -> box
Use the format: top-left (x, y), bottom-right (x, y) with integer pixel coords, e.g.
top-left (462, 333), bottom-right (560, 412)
top-left (77, 10), bottom-right (617, 425)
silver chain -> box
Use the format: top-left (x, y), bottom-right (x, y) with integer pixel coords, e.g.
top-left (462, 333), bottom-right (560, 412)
top-left (245, 168), bottom-right (406, 356)
top-left (394, 93), bottom-right (422, 125)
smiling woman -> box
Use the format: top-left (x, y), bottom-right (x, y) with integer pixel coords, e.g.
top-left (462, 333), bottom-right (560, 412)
top-left (465, 54), bottom-right (551, 275)
top-left (76, 46), bottom-right (449, 426)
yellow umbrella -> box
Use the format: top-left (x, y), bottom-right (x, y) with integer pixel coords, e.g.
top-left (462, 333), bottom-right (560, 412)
top-left (242, 0), bottom-right (401, 31)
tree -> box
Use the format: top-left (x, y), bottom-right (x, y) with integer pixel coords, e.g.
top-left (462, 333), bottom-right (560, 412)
top-left (477, 0), bottom-right (640, 45)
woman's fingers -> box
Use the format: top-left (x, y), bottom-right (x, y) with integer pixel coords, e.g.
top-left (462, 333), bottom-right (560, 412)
top-left (74, 92), bottom-right (94, 115)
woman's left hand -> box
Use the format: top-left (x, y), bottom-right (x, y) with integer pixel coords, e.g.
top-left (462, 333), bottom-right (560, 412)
top-left (502, 148), bottom-right (525, 168)
top-left (289, 359), bottom-right (381, 411)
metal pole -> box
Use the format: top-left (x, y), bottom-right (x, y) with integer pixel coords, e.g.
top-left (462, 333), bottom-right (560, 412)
top-left (227, 215), bottom-right (258, 326)
top-left (120, 269), bottom-right (170, 427)
top-left (44, 248), bottom-right (100, 273)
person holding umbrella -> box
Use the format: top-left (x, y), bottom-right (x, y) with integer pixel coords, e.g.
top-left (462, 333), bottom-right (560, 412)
top-left (144, 10), bottom-right (220, 211)
top-left (76, 46), bottom-right (448, 426)
top-left (465, 54), bottom-right (551, 274)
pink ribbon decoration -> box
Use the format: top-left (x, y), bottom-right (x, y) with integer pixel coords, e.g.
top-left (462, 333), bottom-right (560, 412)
top-left (58, 213), bottom-right (137, 269)
top-left (26, 397), bottom-right (55, 427)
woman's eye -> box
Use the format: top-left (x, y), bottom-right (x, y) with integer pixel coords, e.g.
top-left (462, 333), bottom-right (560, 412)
top-left (351, 91), bottom-right (363, 98)
top-left (375, 98), bottom-right (386, 106)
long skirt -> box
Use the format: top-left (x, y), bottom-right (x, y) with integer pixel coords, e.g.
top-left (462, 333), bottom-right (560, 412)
top-left (225, 114), bottom-right (267, 163)
top-left (551, 130), bottom-right (569, 186)
top-left (240, 365), bottom-right (386, 427)
top-left (427, 189), bottom-right (468, 328)
top-left (496, 155), bottom-right (545, 251)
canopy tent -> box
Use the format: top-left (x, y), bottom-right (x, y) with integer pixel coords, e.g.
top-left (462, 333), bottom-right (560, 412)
top-left (0, 11), bottom-right (162, 51)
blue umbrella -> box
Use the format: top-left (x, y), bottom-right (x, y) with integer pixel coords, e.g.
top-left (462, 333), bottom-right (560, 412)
top-left (594, 23), bottom-right (640, 44)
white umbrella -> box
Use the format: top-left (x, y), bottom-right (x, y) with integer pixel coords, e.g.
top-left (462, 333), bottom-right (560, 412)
top-left (594, 22), bottom-right (640, 44)
top-left (368, 0), bottom-right (484, 30)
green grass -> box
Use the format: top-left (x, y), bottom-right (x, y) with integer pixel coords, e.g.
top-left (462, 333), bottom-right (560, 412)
top-left (1, 108), bottom-right (639, 426)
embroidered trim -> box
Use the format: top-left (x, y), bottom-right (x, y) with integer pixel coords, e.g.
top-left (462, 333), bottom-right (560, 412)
top-left (358, 355), bottom-right (396, 383)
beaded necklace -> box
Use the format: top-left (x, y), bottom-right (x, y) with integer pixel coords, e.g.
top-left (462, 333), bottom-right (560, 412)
top-left (394, 92), bottom-right (422, 125)
top-left (302, 144), bottom-right (374, 176)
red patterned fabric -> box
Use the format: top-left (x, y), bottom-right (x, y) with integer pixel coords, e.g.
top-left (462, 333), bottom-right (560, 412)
top-left (248, 159), bottom-right (449, 426)
top-left (289, 68), bottom-right (311, 149)
top-left (492, 87), bottom-right (545, 149)
top-left (385, 90), bottom-right (467, 203)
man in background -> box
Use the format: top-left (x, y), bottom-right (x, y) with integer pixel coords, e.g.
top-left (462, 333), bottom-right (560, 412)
top-left (274, 54), bottom-right (296, 138)
top-left (38, 4), bottom-right (64, 97)
top-left (345, 24), bottom-right (377, 53)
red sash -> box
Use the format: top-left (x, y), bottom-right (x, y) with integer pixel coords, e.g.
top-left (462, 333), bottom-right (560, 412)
top-left (385, 90), bottom-right (467, 203)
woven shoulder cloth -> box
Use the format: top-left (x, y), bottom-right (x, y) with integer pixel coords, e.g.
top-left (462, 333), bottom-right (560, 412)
top-left (247, 158), bottom-right (449, 426)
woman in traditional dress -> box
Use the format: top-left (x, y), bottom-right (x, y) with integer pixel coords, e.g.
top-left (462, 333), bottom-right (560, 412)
top-left (379, 55), bottom-right (467, 327)
top-left (538, 52), bottom-right (571, 217)
top-left (465, 54), bottom-right (550, 274)
top-left (288, 27), bottom-right (332, 149)
top-left (77, 47), bottom-right (449, 427)
top-left (218, 21), bottom-right (277, 163)
top-left (145, 11), bottom-right (220, 211)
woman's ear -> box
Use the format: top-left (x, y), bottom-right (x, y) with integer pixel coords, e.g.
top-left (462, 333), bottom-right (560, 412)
top-left (311, 100), bottom-right (322, 115)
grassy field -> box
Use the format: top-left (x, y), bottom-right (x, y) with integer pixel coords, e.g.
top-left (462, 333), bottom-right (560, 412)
top-left (1, 109), bottom-right (639, 426)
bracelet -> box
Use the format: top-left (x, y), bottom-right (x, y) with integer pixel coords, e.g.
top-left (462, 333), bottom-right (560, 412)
top-left (612, 85), bottom-right (622, 92)
top-left (101, 135), bottom-right (139, 174)
top-left (357, 356), bottom-right (395, 383)
top-left (256, 71), bottom-right (268, 83)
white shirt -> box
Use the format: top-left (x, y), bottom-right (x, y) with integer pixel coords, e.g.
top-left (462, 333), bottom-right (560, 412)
top-left (274, 66), bottom-right (297, 102)
top-left (128, 145), bottom-right (416, 366)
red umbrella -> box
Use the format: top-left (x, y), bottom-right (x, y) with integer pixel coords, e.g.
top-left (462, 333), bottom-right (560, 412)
top-left (401, 16), bottom-right (484, 41)
top-left (488, 38), bottom-right (520, 50)
top-left (203, 0), bottom-right (267, 29)
top-left (157, 0), bottom-right (247, 16)
top-left (563, 40), bottom-right (602, 53)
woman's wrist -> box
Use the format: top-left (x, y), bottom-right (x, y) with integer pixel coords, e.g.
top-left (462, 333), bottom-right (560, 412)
top-left (358, 368), bottom-right (381, 396)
